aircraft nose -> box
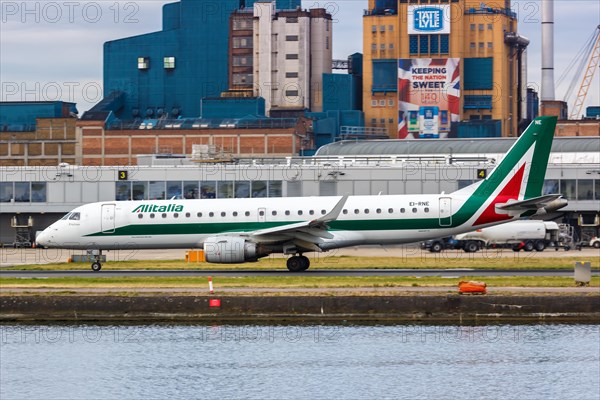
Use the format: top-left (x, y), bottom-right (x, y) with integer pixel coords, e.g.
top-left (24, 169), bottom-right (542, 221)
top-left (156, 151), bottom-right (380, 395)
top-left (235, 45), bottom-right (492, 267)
top-left (35, 229), bottom-right (53, 247)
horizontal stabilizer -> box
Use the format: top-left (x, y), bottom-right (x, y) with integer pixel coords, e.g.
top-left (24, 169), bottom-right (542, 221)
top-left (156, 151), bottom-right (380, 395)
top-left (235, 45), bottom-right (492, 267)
top-left (496, 194), bottom-right (567, 211)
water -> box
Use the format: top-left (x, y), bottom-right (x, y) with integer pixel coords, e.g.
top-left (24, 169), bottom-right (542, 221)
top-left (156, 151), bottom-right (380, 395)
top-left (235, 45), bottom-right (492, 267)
top-left (1, 324), bottom-right (599, 400)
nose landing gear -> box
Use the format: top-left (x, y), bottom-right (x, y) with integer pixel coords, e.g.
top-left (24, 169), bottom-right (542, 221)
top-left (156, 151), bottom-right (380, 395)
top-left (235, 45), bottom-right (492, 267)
top-left (88, 250), bottom-right (103, 272)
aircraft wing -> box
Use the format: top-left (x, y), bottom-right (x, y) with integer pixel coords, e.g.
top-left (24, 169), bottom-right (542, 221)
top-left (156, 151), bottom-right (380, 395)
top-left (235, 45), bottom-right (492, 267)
top-left (246, 195), bottom-right (348, 252)
top-left (496, 194), bottom-right (567, 212)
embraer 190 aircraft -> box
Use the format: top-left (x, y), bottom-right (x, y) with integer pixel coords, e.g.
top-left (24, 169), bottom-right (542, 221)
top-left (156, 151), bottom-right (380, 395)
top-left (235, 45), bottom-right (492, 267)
top-left (37, 116), bottom-right (566, 272)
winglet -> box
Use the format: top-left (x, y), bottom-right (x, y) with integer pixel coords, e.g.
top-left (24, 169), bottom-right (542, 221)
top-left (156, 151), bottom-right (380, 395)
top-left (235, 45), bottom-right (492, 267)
top-left (316, 195), bottom-right (348, 223)
top-left (250, 195), bottom-right (349, 238)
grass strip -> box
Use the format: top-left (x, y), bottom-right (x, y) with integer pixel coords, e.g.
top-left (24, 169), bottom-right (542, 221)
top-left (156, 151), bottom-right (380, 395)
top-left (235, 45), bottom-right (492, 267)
top-left (1, 276), bottom-right (598, 289)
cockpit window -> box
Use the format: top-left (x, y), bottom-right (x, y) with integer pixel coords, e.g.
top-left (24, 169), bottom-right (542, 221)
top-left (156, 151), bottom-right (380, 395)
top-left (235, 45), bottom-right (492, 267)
top-left (61, 213), bottom-right (72, 220)
top-left (69, 212), bottom-right (81, 221)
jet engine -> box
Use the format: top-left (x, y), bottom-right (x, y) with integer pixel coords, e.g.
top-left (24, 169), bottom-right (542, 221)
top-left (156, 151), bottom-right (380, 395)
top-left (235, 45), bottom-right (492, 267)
top-left (203, 236), bottom-right (260, 263)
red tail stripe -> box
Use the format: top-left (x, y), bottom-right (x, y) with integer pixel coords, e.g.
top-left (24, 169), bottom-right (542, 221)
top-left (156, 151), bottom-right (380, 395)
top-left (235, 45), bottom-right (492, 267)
top-left (473, 164), bottom-right (526, 226)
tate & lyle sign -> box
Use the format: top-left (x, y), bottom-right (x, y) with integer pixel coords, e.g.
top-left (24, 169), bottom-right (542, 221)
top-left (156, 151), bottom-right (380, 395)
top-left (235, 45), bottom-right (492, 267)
top-left (408, 5), bottom-right (451, 34)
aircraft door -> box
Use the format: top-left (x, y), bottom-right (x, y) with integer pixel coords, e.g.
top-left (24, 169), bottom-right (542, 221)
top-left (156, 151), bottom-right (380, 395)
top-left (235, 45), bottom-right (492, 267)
top-left (101, 204), bottom-right (116, 233)
top-left (258, 208), bottom-right (266, 223)
top-left (439, 197), bottom-right (452, 227)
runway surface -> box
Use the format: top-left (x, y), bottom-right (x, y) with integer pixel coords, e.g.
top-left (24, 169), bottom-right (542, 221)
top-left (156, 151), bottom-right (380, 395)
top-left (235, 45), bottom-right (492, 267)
top-left (1, 268), bottom-right (596, 278)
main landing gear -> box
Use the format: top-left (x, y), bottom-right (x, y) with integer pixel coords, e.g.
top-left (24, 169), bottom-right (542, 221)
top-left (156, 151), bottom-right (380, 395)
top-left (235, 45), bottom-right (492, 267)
top-left (286, 255), bottom-right (310, 272)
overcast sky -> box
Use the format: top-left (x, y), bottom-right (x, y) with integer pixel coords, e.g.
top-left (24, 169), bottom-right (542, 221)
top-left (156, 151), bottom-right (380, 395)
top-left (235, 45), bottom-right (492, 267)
top-left (1, 0), bottom-right (598, 114)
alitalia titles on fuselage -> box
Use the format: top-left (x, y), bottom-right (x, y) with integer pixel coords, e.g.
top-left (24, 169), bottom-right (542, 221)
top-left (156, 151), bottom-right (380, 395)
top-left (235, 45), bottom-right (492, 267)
top-left (132, 204), bottom-right (184, 213)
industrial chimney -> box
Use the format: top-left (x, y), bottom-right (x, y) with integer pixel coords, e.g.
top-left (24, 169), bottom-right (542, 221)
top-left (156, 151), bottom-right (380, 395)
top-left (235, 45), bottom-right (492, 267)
top-left (541, 0), bottom-right (555, 101)
top-left (540, 0), bottom-right (567, 118)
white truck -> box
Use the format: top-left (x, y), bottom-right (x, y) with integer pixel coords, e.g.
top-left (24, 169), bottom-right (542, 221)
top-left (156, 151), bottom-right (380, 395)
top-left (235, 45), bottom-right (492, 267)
top-left (454, 220), bottom-right (564, 252)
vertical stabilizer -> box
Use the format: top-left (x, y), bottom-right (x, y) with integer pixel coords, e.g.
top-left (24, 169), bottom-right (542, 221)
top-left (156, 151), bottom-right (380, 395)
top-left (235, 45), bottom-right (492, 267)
top-left (454, 116), bottom-right (557, 226)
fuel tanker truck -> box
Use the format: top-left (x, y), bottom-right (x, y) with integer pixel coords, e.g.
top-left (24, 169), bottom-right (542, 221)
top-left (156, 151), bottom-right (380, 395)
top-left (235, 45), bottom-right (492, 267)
top-left (453, 220), bottom-right (567, 252)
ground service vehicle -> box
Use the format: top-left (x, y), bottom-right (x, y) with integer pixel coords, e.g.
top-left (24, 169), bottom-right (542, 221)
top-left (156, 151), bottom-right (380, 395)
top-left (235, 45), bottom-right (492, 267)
top-left (454, 220), bottom-right (562, 252)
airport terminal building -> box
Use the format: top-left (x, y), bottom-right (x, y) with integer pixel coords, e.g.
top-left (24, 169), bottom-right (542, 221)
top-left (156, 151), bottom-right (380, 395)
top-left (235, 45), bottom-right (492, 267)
top-left (1, 137), bottom-right (598, 245)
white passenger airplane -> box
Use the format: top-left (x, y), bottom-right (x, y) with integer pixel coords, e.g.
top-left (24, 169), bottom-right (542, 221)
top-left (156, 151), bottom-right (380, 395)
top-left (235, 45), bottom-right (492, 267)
top-left (37, 116), bottom-right (566, 272)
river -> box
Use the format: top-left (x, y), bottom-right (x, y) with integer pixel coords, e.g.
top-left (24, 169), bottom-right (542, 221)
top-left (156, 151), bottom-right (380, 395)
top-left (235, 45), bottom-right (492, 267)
top-left (1, 323), bottom-right (598, 399)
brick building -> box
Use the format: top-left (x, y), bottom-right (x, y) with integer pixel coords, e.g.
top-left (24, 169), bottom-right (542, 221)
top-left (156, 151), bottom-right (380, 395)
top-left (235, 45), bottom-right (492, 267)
top-left (77, 119), bottom-right (310, 166)
top-left (0, 118), bottom-right (78, 167)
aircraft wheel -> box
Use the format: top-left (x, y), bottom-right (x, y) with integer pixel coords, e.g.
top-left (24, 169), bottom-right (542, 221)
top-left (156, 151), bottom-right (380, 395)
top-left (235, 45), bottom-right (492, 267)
top-left (534, 240), bottom-right (546, 252)
top-left (298, 255), bottom-right (310, 271)
top-left (523, 241), bottom-right (535, 252)
top-left (286, 256), bottom-right (304, 272)
top-left (91, 262), bottom-right (102, 272)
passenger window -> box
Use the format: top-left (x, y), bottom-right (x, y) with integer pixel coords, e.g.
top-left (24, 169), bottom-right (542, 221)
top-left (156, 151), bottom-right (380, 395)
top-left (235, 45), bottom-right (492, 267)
top-left (245, 211), bottom-right (251, 217)
top-left (185, 213), bottom-right (191, 218)
top-left (309, 210), bottom-right (315, 215)
top-left (174, 213), bottom-right (179, 218)
top-left (221, 212), bottom-right (226, 217)
top-left (298, 210), bottom-right (303, 216)
top-left (321, 210), bottom-right (326, 215)
top-left (388, 208), bottom-right (393, 213)
top-left (69, 213), bottom-right (80, 220)
top-left (150, 213), bottom-right (155, 218)
top-left (364, 209), bottom-right (370, 214)
top-left (354, 209), bottom-right (359, 214)
top-left (162, 213), bottom-right (167, 218)
top-left (272, 211), bottom-right (277, 216)
top-left (138, 214), bottom-right (143, 219)
top-left (424, 208), bottom-right (429, 213)
top-left (209, 212), bottom-right (214, 217)
top-left (412, 208), bottom-right (417, 213)
top-left (233, 212), bottom-right (238, 217)
top-left (259, 210), bottom-right (265, 216)
top-left (197, 212), bottom-right (202, 217)
top-left (400, 208), bottom-right (405, 213)
top-left (285, 210), bottom-right (290, 216)
top-left (376, 209), bottom-right (382, 214)
top-left (343, 209), bottom-right (348, 214)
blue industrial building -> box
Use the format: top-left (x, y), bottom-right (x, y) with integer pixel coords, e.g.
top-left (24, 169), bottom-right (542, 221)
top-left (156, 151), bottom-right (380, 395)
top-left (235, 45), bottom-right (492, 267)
top-left (586, 106), bottom-right (600, 119)
top-left (0, 101), bottom-right (77, 131)
top-left (200, 97), bottom-right (265, 119)
top-left (98, 0), bottom-right (300, 120)
top-left (86, 0), bottom-right (370, 155)
top-left (305, 53), bottom-right (366, 152)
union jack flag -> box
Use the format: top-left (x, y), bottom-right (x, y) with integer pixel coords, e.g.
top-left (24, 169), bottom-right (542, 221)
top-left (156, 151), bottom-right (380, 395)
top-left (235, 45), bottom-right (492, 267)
top-left (398, 111), bottom-right (408, 139)
top-left (446, 61), bottom-right (461, 122)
